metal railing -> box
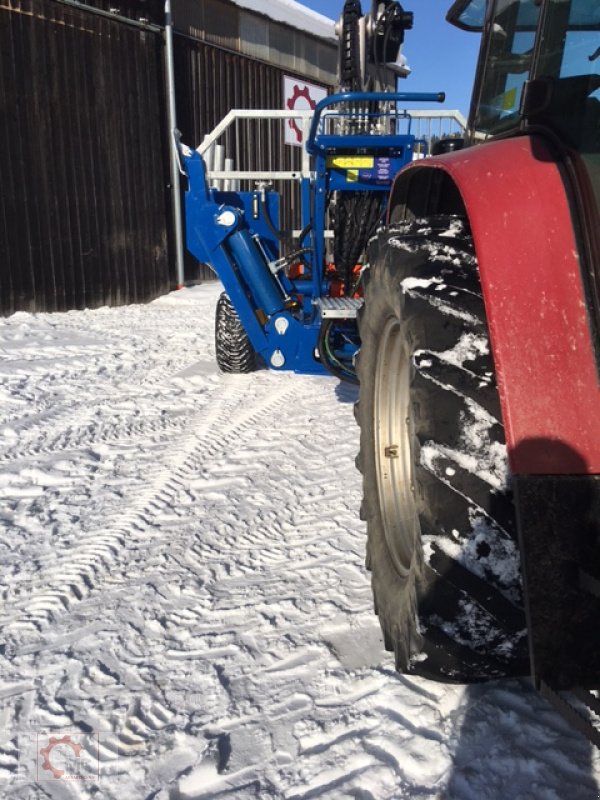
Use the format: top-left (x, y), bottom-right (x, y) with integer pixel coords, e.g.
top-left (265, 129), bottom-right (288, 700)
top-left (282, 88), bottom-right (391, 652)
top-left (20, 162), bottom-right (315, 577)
top-left (409, 110), bottom-right (467, 157)
top-left (196, 106), bottom-right (467, 236)
top-left (198, 109), bottom-right (314, 187)
top-left (198, 107), bottom-right (467, 186)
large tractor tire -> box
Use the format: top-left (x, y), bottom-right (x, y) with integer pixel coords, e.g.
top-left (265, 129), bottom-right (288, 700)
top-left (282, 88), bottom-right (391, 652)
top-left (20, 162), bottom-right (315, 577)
top-left (215, 292), bottom-right (257, 374)
top-left (355, 217), bottom-right (529, 682)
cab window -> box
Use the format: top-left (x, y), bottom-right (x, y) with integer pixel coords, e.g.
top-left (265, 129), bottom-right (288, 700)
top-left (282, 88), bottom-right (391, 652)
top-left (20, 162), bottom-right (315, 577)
top-left (535, 1), bottom-right (600, 151)
top-left (534, 1), bottom-right (600, 211)
top-left (473, 0), bottom-right (541, 136)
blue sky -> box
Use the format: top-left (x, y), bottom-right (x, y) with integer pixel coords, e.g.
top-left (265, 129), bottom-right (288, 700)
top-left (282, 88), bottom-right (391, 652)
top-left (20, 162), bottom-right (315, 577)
top-left (297, 0), bottom-right (482, 116)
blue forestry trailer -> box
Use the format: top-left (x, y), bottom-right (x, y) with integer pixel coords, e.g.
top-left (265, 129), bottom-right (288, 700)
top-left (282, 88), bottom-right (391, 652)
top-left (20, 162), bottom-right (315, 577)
top-left (182, 0), bottom-right (444, 382)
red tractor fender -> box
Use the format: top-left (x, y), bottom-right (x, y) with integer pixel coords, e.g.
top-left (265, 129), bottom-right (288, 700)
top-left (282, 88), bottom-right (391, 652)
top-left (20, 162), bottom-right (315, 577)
top-left (388, 135), bottom-right (600, 475)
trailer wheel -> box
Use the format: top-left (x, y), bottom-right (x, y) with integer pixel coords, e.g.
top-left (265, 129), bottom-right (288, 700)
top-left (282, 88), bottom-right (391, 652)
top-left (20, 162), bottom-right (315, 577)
top-left (215, 292), bottom-right (257, 374)
top-left (355, 218), bottom-right (529, 682)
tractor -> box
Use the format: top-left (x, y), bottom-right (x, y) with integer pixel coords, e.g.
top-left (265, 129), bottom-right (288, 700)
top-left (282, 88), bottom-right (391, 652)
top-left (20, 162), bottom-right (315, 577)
top-left (355, 0), bottom-right (600, 743)
top-left (183, 0), bottom-right (600, 743)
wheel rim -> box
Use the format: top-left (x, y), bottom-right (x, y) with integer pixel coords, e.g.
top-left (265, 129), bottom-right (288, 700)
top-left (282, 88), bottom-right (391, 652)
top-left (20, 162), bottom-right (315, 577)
top-left (374, 317), bottom-right (418, 577)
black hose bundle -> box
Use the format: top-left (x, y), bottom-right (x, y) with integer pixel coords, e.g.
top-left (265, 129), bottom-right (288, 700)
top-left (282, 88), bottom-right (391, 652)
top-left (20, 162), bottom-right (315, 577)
top-left (339, 0), bottom-right (362, 92)
top-left (331, 191), bottom-right (384, 292)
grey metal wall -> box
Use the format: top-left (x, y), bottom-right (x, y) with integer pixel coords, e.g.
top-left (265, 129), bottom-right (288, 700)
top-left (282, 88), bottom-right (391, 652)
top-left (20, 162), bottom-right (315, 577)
top-left (0, 0), bottom-right (172, 314)
top-left (174, 0), bottom-right (337, 85)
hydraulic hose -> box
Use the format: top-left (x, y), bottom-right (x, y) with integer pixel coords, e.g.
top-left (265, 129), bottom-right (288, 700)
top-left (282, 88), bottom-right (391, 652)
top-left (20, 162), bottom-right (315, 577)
top-left (318, 319), bottom-right (359, 385)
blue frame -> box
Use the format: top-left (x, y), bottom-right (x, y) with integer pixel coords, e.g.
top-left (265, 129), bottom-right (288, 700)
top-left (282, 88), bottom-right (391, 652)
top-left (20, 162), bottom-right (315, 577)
top-left (184, 91), bottom-right (444, 375)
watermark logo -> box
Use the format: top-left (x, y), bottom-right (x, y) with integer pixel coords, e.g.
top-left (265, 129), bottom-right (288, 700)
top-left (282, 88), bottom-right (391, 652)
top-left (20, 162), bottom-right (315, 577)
top-left (35, 731), bottom-right (99, 782)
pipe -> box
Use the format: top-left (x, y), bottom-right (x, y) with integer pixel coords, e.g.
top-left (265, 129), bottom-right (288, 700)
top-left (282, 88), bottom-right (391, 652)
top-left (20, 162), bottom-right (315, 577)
top-left (164, 0), bottom-right (185, 289)
top-left (51, 0), bottom-right (162, 32)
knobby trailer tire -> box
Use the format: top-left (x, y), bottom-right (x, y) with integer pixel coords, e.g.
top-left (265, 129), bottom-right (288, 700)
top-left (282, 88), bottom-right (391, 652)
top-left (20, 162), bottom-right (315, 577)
top-left (356, 218), bottom-right (528, 682)
top-left (215, 292), bottom-right (258, 374)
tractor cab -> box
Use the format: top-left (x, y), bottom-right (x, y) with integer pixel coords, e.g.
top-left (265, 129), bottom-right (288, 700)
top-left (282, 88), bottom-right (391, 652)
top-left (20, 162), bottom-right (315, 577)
top-left (449, 0), bottom-right (600, 151)
top-left (448, 0), bottom-right (600, 342)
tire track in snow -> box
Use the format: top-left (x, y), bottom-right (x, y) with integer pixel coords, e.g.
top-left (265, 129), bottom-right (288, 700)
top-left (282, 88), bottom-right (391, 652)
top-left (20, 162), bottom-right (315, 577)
top-left (59, 372), bottom-right (377, 781)
top-left (0, 287), bottom-right (217, 459)
top-left (3, 362), bottom-right (375, 778)
top-left (1, 379), bottom-right (299, 641)
top-left (0, 403), bottom-right (191, 464)
top-left (0, 364), bottom-right (213, 466)
top-left (134, 377), bottom-right (417, 798)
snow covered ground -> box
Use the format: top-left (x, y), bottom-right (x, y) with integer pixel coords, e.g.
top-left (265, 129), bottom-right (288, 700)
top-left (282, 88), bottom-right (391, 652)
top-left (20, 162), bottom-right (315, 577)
top-left (0, 282), bottom-right (599, 799)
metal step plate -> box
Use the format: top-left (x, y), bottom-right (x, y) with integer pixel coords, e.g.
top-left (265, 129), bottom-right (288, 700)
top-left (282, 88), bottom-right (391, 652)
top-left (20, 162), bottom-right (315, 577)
top-left (316, 296), bottom-right (364, 319)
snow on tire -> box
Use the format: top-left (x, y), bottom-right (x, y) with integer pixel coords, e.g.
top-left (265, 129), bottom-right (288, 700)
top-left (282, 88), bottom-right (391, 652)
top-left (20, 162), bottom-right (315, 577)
top-left (355, 217), bottom-right (529, 682)
top-left (215, 292), bottom-right (257, 374)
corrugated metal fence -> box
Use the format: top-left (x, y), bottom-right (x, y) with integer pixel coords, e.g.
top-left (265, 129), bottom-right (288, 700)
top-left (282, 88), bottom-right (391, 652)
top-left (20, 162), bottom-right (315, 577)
top-left (176, 38), bottom-right (282, 145)
top-left (0, 0), bottom-right (172, 313)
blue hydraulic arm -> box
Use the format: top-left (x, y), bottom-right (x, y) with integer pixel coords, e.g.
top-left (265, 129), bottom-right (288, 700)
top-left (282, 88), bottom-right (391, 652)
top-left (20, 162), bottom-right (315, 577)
top-left (184, 150), bottom-right (328, 374)
top-left (184, 152), bottom-right (285, 359)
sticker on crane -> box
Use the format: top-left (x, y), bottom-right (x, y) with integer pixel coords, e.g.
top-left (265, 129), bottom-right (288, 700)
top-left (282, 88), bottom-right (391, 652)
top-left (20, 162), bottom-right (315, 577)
top-left (329, 156), bottom-right (395, 185)
top-left (283, 76), bottom-right (327, 147)
top-left (328, 156), bottom-right (375, 169)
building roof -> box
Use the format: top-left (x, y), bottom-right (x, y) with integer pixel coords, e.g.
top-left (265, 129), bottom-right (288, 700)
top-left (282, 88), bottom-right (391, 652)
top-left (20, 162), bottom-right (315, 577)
top-left (230, 0), bottom-right (336, 42)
